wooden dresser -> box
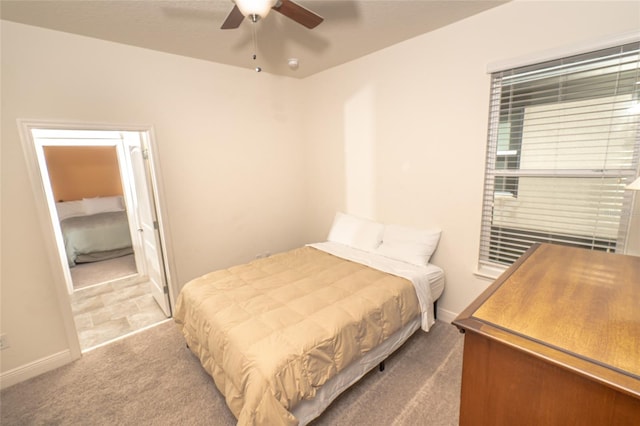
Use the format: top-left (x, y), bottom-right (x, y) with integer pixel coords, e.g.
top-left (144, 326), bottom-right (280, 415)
top-left (453, 243), bottom-right (640, 425)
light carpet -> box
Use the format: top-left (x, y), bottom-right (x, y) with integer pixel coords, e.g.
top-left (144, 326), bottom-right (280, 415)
top-left (0, 319), bottom-right (463, 425)
top-left (71, 254), bottom-right (138, 290)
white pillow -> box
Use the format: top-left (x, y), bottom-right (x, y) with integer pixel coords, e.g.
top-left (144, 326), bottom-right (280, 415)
top-left (376, 224), bottom-right (441, 266)
top-left (83, 196), bottom-right (124, 215)
top-left (56, 200), bottom-right (86, 220)
top-left (327, 212), bottom-right (385, 252)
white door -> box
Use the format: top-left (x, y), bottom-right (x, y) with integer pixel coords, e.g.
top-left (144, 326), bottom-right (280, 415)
top-left (125, 140), bottom-right (171, 317)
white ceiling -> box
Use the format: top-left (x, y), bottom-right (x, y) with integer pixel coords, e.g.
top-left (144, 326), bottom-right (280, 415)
top-left (0, 1), bottom-right (507, 78)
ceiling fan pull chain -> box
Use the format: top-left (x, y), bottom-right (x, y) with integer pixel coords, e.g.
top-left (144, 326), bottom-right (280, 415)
top-left (252, 22), bottom-right (262, 72)
top-left (252, 22), bottom-right (257, 59)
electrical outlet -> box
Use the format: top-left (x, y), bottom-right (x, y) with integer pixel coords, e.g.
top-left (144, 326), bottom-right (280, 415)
top-left (0, 334), bottom-right (9, 350)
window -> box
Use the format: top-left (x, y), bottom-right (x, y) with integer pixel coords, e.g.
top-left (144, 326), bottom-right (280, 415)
top-left (480, 42), bottom-right (640, 268)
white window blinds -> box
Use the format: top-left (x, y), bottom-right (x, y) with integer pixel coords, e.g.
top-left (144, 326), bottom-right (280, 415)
top-left (480, 41), bottom-right (640, 267)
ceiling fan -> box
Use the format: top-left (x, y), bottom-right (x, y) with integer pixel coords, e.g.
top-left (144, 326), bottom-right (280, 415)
top-left (221, 0), bottom-right (324, 29)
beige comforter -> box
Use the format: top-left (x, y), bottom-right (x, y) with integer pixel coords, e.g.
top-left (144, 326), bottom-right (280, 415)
top-left (174, 246), bottom-right (421, 425)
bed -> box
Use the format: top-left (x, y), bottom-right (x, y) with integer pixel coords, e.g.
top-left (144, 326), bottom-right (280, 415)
top-left (174, 213), bottom-right (444, 426)
top-left (56, 196), bottom-right (133, 267)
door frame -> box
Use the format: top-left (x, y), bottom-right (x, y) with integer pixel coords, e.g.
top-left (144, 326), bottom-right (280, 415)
top-left (17, 119), bottom-right (176, 358)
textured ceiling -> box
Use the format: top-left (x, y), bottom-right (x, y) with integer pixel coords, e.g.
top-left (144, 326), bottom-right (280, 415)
top-left (0, 1), bottom-right (507, 78)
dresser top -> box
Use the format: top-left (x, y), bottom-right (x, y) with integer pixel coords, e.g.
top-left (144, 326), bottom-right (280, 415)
top-left (455, 243), bottom-right (640, 395)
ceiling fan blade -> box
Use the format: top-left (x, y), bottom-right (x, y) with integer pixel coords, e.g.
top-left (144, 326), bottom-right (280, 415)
top-left (221, 5), bottom-right (244, 29)
top-left (273, 0), bottom-right (324, 29)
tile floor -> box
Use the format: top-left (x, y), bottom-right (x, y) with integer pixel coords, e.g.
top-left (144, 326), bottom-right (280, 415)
top-left (70, 276), bottom-right (168, 351)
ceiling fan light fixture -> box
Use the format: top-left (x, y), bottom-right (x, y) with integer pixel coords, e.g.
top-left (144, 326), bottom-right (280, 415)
top-left (234, 0), bottom-right (278, 20)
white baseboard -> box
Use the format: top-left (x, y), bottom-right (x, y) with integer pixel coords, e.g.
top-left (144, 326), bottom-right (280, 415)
top-left (436, 307), bottom-right (459, 324)
top-left (0, 309), bottom-right (459, 390)
top-left (0, 350), bottom-right (73, 390)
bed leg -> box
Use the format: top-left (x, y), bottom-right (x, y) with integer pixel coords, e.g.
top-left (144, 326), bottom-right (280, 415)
top-left (379, 361), bottom-right (385, 372)
top-left (434, 300), bottom-right (438, 320)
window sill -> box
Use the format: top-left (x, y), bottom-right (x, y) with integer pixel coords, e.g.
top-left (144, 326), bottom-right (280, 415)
top-left (473, 263), bottom-right (507, 281)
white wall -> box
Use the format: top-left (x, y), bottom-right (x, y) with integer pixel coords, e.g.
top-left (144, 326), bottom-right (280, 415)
top-left (1, 21), bottom-right (307, 377)
top-left (301, 0), bottom-right (640, 320)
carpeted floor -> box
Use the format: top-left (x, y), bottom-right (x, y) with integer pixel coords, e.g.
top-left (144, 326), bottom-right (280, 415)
top-left (71, 254), bottom-right (138, 290)
top-left (0, 319), bottom-right (463, 425)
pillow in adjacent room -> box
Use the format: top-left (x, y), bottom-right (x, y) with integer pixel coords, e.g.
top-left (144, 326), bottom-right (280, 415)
top-left (55, 200), bottom-right (86, 220)
top-left (376, 224), bottom-right (441, 266)
top-left (327, 211), bottom-right (385, 252)
top-left (83, 196), bottom-right (124, 215)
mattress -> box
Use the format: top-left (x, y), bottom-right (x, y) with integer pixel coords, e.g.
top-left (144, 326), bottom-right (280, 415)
top-left (309, 241), bottom-right (445, 331)
top-left (175, 243), bottom-right (445, 425)
top-left (295, 242), bottom-right (445, 424)
top-left (292, 317), bottom-right (422, 424)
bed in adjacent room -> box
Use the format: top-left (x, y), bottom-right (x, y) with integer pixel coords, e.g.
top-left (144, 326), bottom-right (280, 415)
top-left (56, 196), bottom-right (133, 267)
top-left (174, 212), bottom-right (444, 426)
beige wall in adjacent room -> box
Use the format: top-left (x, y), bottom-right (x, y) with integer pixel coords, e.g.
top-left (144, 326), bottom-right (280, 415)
top-left (301, 0), bottom-right (640, 319)
top-left (44, 146), bottom-right (123, 201)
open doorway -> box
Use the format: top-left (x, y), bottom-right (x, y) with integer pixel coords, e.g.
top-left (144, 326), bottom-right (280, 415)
top-left (27, 127), bottom-right (172, 351)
